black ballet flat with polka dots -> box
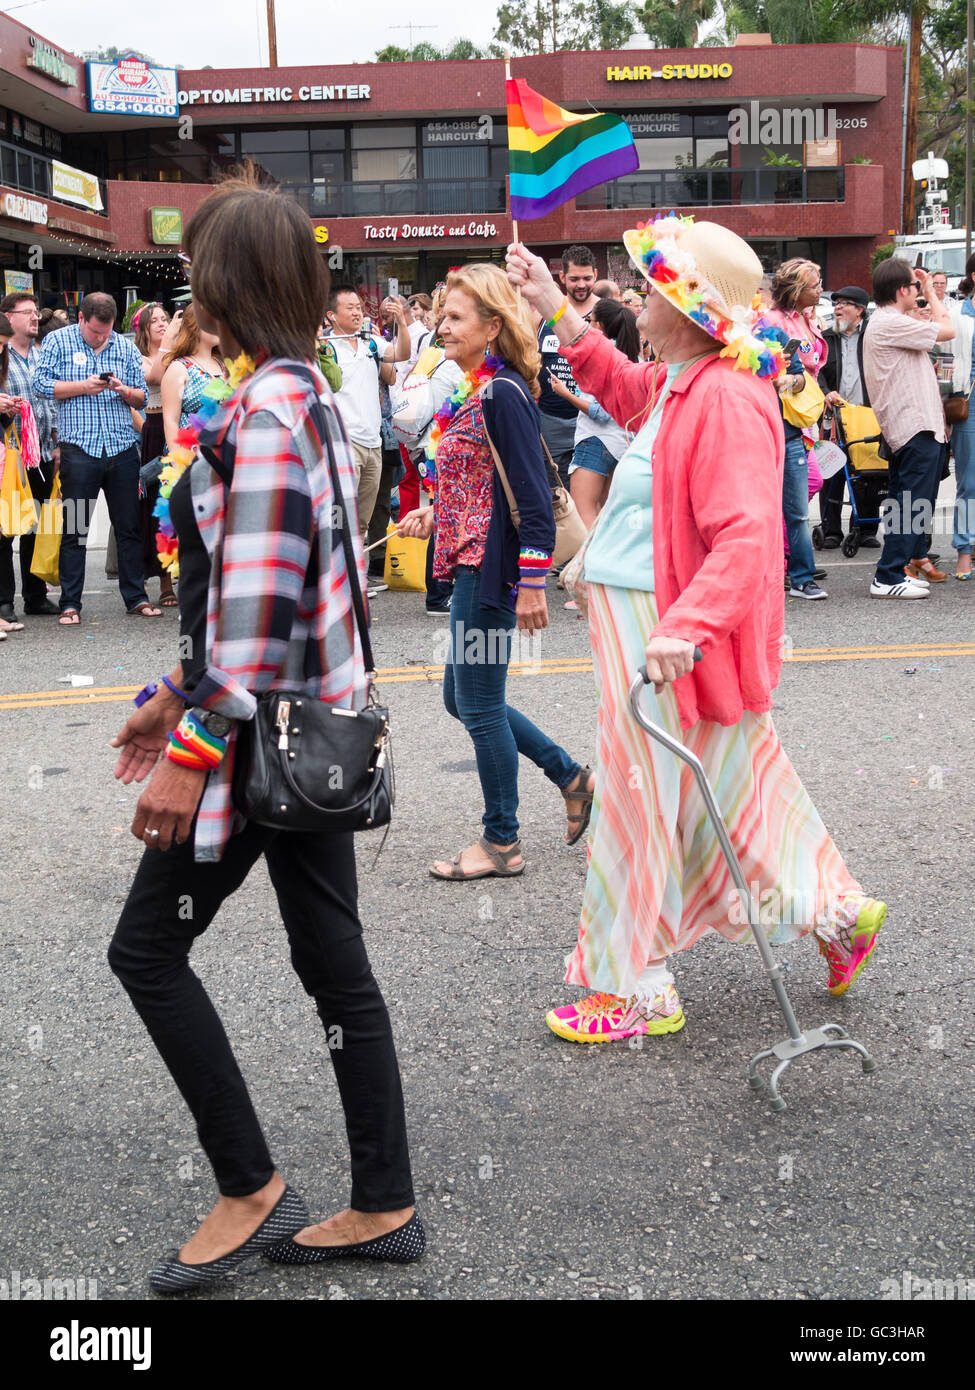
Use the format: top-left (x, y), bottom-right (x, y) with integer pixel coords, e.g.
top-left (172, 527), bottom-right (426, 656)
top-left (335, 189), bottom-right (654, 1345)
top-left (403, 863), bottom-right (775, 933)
top-left (148, 1185), bottom-right (310, 1294)
top-left (264, 1211), bottom-right (425, 1265)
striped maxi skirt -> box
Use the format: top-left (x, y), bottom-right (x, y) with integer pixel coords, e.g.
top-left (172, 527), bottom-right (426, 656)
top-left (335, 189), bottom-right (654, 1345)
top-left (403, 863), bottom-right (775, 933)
top-left (565, 582), bottom-right (864, 998)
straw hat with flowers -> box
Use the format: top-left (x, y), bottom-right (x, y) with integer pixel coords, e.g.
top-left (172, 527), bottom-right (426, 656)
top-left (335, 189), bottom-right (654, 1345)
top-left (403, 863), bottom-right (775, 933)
top-left (622, 216), bottom-right (788, 377)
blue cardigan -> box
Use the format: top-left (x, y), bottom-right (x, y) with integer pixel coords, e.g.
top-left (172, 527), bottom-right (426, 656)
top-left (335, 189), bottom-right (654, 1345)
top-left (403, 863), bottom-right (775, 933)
top-left (479, 367), bottom-right (557, 611)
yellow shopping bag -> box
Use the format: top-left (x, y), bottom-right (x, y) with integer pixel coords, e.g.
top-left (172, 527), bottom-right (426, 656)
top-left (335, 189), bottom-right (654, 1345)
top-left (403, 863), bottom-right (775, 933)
top-left (1, 424), bottom-right (35, 537)
top-left (30, 476), bottom-right (62, 586)
top-left (781, 371), bottom-right (825, 429)
top-left (383, 523), bottom-right (428, 592)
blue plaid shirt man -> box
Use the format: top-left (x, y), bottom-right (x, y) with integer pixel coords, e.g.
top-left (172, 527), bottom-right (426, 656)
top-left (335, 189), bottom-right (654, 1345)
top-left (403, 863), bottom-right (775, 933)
top-left (30, 298), bottom-right (153, 619)
top-left (34, 322), bottom-right (145, 453)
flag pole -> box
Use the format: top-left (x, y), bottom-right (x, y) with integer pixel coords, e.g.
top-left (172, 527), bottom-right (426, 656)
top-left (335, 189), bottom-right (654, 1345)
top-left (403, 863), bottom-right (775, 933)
top-left (505, 51), bottom-right (518, 245)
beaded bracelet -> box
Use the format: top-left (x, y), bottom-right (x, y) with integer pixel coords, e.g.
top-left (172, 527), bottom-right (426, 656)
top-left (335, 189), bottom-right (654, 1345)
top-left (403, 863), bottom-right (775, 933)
top-left (164, 710), bottom-right (227, 772)
top-left (545, 298), bottom-right (569, 330)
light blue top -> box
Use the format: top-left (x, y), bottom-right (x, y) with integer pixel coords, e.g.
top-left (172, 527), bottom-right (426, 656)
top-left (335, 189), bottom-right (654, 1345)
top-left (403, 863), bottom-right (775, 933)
top-left (584, 362), bottom-right (681, 592)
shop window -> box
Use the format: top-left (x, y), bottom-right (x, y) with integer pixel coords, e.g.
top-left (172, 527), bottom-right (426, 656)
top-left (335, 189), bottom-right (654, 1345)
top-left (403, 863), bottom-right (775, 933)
top-left (696, 138), bottom-right (729, 168)
top-left (636, 135), bottom-right (694, 171)
top-left (240, 128), bottom-right (309, 153)
top-left (351, 125), bottom-right (417, 182)
top-left (311, 150), bottom-right (344, 213)
top-left (310, 127), bottom-right (344, 151)
top-left (244, 150), bottom-right (310, 185)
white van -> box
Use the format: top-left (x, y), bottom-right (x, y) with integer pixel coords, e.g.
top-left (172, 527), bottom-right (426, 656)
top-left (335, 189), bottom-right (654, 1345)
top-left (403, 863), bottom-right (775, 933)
top-left (892, 236), bottom-right (969, 295)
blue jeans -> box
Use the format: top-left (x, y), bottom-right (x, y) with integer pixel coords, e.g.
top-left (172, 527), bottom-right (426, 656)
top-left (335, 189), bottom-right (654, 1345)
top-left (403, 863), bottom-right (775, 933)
top-left (876, 431), bottom-right (945, 585)
top-left (783, 434), bottom-right (815, 587)
top-left (951, 414), bottom-right (975, 555)
top-left (442, 567), bottom-right (581, 845)
top-left (59, 442), bottom-right (148, 613)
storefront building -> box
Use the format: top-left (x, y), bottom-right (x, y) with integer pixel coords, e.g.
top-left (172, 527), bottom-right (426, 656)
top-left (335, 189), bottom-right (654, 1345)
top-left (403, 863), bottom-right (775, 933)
top-left (0, 11), bottom-right (903, 317)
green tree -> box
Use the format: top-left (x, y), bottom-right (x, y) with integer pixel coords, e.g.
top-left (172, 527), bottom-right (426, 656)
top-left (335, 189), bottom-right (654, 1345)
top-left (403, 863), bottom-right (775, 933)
top-left (722, 0), bottom-right (881, 44)
top-left (375, 36), bottom-right (493, 61)
top-left (636, 0), bottom-right (720, 48)
top-left (494, 0), bottom-right (636, 55)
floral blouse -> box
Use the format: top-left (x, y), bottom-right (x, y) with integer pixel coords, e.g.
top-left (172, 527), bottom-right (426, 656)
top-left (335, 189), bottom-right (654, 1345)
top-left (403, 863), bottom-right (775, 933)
top-left (432, 394), bottom-right (495, 578)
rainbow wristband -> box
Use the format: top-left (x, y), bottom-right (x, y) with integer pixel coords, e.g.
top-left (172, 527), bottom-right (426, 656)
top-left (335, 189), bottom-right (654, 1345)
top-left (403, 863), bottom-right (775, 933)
top-left (165, 710), bottom-right (227, 772)
top-left (545, 299), bottom-right (568, 330)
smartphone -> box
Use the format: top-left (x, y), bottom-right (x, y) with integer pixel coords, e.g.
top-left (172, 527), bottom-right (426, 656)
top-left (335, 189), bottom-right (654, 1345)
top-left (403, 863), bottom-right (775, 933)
top-left (914, 254), bottom-right (924, 269)
top-left (387, 277), bottom-right (399, 300)
top-left (98, 371), bottom-right (113, 382)
top-left (783, 338), bottom-right (802, 358)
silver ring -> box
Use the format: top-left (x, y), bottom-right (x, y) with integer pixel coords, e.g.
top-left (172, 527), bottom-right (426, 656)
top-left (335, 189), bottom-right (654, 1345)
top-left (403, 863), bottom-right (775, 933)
top-left (148, 829), bottom-right (160, 839)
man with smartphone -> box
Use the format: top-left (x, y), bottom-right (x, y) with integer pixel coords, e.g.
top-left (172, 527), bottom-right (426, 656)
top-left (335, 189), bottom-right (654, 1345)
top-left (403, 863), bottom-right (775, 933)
top-left (863, 260), bottom-right (954, 597)
top-left (34, 291), bottom-right (155, 623)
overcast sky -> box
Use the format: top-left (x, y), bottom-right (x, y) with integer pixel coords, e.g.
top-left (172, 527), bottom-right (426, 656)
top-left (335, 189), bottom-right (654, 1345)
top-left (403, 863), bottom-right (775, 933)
top-left (2, 0), bottom-right (506, 68)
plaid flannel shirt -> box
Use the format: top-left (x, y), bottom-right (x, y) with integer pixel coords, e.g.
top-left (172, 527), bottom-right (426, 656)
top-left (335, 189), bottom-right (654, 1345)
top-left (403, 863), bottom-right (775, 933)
top-left (186, 358), bottom-right (369, 862)
top-left (6, 345), bottom-right (58, 459)
top-left (33, 324), bottom-right (144, 455)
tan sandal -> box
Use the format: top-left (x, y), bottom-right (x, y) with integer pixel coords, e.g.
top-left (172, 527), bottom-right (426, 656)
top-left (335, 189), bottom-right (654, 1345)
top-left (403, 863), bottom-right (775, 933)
top-left (430, 836), bottom-right (525, 881)
top-left (562, 765), bottom-right (594, 846)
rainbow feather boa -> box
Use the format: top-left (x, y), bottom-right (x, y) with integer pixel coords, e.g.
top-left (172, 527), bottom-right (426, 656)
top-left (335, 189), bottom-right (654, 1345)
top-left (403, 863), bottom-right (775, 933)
top-left (417, 353), bottom-right (505, 491)
top-left (153, 353), bottom-right (256, 577)
top-left (629, 216), bottom-right (787, 379)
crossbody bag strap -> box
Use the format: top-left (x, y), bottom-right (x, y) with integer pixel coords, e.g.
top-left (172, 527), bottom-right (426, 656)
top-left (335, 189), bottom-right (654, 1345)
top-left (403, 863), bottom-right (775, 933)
top-left (480, 375), bottom-right (557, 529)
top-left (287, 363), bottom-right (376, 676)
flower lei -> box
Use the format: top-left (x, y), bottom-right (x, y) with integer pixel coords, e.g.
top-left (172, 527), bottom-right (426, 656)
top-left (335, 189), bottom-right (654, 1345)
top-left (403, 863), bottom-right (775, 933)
top-left (628, 216), bottom-right (787, 379)
top-left (153, 353), bottom-right (257, 577)
top-left (417, 353), bottom-right (505, 492)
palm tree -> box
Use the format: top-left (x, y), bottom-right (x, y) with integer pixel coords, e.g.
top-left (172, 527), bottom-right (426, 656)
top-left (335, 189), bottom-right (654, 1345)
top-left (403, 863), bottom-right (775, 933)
top-left (636, 0), bottom-right (720, 47)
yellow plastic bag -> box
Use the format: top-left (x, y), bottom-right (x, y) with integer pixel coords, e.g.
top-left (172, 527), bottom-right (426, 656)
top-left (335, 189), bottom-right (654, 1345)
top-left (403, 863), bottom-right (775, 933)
top-left (781, 371), bottom-right (825, 429)
top-left (30, 476), bottom-right (62, 585)
top-left (383, 523), bottom-right (428, 592)
top-left (1, 425), bottom-right (35, 537)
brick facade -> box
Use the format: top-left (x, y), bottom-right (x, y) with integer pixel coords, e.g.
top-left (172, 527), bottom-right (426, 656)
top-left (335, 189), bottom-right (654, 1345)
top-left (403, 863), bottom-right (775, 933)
top-left (0, 10), bottom-right (905, 292)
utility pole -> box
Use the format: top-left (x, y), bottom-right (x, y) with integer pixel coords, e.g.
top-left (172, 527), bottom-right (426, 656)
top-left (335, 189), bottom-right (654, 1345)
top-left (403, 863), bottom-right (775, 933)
top-left (902, 3), bottom-right (922, 233)
top-left (266, 0), bottom-right (278, 67)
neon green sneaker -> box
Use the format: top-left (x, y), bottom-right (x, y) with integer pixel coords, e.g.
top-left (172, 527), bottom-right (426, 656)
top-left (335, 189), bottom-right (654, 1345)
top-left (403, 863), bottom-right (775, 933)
top-left (817, 898), bottom-right (887, 996)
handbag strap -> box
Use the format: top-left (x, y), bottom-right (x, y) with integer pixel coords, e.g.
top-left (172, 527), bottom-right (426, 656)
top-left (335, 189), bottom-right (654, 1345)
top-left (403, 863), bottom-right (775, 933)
top-left (286, 363), bottom-right (377, 677)
top-left (480, 375), bottom-right (562, 531)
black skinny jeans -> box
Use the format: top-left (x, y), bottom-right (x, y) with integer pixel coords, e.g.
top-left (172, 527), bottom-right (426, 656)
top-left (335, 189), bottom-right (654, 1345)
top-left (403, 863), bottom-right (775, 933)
top-left (108, 822), bottom-right (415, 1207)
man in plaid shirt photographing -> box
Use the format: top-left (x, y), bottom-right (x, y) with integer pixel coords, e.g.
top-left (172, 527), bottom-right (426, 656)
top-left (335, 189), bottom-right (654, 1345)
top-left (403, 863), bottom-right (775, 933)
top-left (34, 291), bottom-right (157, 623)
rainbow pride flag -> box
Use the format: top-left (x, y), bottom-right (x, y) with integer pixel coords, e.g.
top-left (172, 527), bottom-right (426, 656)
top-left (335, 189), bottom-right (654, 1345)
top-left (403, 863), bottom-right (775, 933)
top-left (506, 78), bottom-right (639, 221)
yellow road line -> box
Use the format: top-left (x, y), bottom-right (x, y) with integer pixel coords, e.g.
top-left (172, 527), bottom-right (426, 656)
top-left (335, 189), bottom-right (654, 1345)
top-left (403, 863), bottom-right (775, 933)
top-left (1, 644), bottom-right (972, 711)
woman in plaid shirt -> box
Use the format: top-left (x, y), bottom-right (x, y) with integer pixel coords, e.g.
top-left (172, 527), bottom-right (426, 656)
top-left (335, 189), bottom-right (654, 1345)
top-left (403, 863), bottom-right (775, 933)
top-left (107, 177), bottom-right (421, 1293)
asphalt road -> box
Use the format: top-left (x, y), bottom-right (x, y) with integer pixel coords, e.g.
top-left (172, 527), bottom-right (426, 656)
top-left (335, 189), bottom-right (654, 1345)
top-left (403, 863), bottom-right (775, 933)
top-left (1, 522), bottom-right (973, 1305)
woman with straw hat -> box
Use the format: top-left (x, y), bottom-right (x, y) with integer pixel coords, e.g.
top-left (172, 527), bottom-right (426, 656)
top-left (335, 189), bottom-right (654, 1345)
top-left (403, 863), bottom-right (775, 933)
top-left (506, 218), bottom-right (887, 1043)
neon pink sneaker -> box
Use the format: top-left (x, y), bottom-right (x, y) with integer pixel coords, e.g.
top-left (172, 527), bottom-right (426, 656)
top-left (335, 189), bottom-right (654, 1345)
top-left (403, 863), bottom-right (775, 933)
top-left (816, 898), bottom-right (887, 996)
top-left (546, 985), bottom-right (685, 1043)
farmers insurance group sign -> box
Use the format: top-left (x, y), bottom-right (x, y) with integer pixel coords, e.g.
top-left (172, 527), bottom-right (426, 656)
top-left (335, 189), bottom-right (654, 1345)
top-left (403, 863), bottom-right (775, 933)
top-left (87, 56), bottom-right (178, 117)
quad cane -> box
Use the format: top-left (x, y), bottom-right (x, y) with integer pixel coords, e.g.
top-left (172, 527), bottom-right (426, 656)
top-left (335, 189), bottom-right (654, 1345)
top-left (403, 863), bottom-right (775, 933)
top-left (628, 653), bottom-right (876, 1112)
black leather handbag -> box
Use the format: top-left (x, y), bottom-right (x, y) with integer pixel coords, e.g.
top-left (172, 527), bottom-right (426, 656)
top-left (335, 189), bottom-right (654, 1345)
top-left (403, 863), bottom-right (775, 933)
top-left (232, 377), bottom-right (393, 834)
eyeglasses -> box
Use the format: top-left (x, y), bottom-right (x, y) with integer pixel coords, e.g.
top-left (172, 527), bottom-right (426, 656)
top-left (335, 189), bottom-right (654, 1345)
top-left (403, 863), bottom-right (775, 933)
top-left (911, 281), bottom-right (922, 292)
top-left (6, 307), bottom-right (38, 316)
top-left (178, 250), bottom-right (192, 282)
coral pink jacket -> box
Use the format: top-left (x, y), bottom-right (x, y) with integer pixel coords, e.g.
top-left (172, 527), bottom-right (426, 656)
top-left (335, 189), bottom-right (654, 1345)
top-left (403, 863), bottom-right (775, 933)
top-left (565, 330), bottom-right (786, 729)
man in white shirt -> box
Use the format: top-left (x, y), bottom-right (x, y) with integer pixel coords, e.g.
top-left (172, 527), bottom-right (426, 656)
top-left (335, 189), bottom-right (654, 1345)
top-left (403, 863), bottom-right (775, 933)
top-left (324, 286), bottom-right (410, 531)
top-left (863, 259), bottom-right (954, 597)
